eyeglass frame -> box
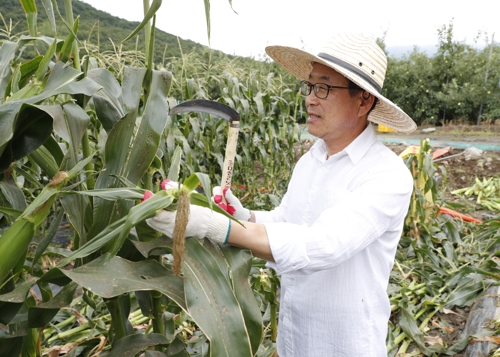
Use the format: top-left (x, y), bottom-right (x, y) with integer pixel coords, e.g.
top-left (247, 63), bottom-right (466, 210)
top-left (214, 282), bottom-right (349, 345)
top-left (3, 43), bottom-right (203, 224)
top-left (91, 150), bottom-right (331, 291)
top-left (299, 80), bottom-right (351, 99)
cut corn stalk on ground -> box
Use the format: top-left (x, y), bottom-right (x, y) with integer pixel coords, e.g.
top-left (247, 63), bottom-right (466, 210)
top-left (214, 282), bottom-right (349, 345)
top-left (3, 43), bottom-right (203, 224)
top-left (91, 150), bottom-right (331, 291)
top-left (451, 177), bottom-right (500, 212)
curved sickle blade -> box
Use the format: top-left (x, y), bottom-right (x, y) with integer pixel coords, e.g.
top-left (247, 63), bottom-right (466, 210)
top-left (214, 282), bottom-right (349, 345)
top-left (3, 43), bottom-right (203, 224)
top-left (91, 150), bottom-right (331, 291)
top-left (169, 99), bottom-right (240, 199)
top-left (169, 99), bottom-right (240, 123)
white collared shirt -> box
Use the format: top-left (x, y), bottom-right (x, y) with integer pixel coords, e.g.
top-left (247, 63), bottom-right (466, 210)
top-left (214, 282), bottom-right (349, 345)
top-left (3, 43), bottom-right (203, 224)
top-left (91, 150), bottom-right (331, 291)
top-left (255, 124), bottom-right (413, 357)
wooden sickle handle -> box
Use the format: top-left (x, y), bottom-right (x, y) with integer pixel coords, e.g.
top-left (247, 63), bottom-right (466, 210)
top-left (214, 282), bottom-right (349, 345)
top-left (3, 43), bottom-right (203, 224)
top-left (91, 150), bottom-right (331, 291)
top-left (220, 121), bottom-right (240, 205)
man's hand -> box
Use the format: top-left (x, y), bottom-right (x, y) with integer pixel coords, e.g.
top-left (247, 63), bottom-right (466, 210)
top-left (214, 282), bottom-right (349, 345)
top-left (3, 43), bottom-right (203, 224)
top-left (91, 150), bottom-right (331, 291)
top-left (212, 186), bottom-right (251, 221)
top-left (146, 205), bottom-right (231, 244)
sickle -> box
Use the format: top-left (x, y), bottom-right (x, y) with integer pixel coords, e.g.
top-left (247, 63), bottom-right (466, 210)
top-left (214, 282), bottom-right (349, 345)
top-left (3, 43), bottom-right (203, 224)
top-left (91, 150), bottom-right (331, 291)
top-left (169, 99), bottom-right (241, 202)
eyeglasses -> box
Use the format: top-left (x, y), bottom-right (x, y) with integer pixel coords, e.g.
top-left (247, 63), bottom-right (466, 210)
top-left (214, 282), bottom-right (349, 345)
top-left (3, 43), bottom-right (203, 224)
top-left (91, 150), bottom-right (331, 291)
top-left (300, 80), bottom-right (350, 99)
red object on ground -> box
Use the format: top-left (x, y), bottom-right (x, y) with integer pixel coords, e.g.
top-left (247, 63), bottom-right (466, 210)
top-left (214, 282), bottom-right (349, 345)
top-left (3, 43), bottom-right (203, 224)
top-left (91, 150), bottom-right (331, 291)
top-left (438, 206), bottom-right (482, 224)
top-left (432, 147), bottom-right (452, 160)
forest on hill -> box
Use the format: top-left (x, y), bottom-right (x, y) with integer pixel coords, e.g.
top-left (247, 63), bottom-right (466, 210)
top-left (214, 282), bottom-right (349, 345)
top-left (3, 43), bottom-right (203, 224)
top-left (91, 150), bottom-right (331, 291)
top-left (1, 0), bottom-right (233, 63)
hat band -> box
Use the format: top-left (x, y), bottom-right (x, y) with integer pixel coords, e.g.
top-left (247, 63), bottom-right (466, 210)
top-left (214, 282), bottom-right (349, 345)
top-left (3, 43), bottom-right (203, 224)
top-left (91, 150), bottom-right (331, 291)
top-left (318, 53), bottom-right (382, 93)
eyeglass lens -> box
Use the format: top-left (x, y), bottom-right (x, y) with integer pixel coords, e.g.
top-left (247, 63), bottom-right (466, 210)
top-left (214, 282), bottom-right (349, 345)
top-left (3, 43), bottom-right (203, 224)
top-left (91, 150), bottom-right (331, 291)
top-left (300, 81), bottom-right (330, 99)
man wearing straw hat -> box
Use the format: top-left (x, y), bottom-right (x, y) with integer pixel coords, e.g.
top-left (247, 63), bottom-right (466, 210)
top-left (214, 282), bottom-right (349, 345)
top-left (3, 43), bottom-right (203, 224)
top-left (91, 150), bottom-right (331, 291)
top-left (148, 33), bottom-right (416, 356)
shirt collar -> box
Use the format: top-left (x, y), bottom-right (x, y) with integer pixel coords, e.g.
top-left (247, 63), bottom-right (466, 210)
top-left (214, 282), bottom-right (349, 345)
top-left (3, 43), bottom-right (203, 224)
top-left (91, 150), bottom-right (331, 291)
top-left (309, 124), bottom-right (377, 165)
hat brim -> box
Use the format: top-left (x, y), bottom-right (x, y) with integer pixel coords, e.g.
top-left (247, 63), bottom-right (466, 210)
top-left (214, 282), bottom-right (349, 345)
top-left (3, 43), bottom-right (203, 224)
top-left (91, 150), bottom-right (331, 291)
top-left (265, 45), bottom-right (416, 134)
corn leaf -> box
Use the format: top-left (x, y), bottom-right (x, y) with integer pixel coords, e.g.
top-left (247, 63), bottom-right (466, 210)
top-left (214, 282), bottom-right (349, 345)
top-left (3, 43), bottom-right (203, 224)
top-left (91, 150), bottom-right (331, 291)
top-left (166, 146), bottom-right (182, 181)
top-left (75, 188), bottom-right (145, 201)
top-left (105, 333), bottom-right (169, 357)
top-left (50, 0), bottom-right (80, 45)
top-left (0, 41), bottom-right (17, 103)
top-left (182, 238), bottom-right (254, 357)
top-left (204, 241), bottom-right (262, 355)
top-left (19, 0), bottom-right (37, 37)
top-left (32, 208), bottom-right (64, 267)
top-left (67, 153), bottom-right (95, 178)
top-left (58, 103), bottom-right (90, 170)
top-left (108, 190), bottom-right (173, 258)
top-left (58, 190), bottom-right (172, 265)
top-left (445, 280), bottom-right (485, 308)
top-left (44, 254), bottom-right (186, 310)
top-left (0, 277), bottom-right (37, 324)
top-left (0, 338), bottom-right (22, 356)
top-left (28, 282), bottom-right (78, 328)
top-left (40, 0), bottom-right (56, 33)
top-left (25, 62), bottom-right (100, 104)
top-left (88, 68), bottom-right (169, 240)
top-left (398, 307), bottom-right (443, 355)
top-left (56, 216), bottom-right (127, 266)
top-left (58, 17), bottom-right (79, 63)
top-left (19, 0), bottom-right (36, 14)
top-left (87, 68), bottom-right (125, 132)
top-left (130, 236), bottom-right (173, 259)
top-left (60, 193), bottom-right (90, 247)
top-left (0, 176), bottom-right (27, 211)
top-left (20, 186), bottom-right (58, 219)
top-left (0, 102), bottom-right (52, 172)
top-left (203, 0), bottom-right (211, 44)
top-left (0, 206), bottom-right (22, 220)
top-left (121, 0), bottom-right (162, 43)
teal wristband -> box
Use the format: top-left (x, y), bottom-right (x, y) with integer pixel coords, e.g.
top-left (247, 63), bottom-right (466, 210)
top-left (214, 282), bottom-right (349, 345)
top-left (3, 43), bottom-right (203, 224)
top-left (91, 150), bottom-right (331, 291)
top-left (223, 219), bottom-right (232, 244)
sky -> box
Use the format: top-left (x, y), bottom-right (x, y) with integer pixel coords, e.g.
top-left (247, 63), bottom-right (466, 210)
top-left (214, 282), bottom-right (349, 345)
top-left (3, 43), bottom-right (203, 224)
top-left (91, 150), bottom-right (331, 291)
top-left (79, 0), bottom-right (499, 58)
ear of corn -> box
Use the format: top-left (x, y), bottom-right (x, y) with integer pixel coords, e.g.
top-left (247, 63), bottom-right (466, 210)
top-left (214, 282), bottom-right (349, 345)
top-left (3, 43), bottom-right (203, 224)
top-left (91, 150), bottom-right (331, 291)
top-left (0, 183), bottom-right (60, 285)
top-left (0, 218), bottom-right (35, 284)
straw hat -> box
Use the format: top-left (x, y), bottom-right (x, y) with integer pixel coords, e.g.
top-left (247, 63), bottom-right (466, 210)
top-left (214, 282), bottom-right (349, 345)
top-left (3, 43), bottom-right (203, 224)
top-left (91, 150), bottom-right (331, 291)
top-left (265, 33), bottom-right (416, 133)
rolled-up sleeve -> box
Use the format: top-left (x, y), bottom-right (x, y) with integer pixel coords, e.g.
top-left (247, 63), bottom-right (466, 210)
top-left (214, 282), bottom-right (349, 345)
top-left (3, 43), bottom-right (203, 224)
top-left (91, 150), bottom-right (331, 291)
top-left (265, 160), bottom-right (413, 275)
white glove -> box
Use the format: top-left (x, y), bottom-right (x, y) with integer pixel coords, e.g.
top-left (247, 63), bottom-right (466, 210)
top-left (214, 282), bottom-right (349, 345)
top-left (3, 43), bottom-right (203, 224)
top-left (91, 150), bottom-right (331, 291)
top-left (212, 186), bottom-right (251, 221)
top-left (161, 179), bottom-right (180, 190)
top-left (146, 205), bottom-right (231, 244)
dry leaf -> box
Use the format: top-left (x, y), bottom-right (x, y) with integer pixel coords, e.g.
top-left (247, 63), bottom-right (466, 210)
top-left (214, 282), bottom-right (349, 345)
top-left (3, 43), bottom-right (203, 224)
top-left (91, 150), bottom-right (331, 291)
top-left (470, 336), bottom-right (500, 344)
top-left (46, 346), bottom-right (61, 357)
top-left (442, 308), bottom-right (464, 318)
top-left (90, 335), bottom-right (108, 357)
top-left (61, 307), bottom-right (88, 325)
top-left (424, 335), bottom-right (444, 346)
top-left (431, 319), bottom-right (455, 333)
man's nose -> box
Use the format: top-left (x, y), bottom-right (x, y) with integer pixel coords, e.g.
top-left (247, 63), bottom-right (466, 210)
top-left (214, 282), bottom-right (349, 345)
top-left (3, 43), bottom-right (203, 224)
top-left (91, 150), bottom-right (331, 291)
top-left (305, 91), bottom-right (319, 106)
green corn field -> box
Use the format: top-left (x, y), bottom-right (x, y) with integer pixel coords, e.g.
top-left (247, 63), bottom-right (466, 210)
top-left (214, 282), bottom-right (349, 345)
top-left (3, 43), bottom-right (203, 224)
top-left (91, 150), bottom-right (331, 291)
top-left (1, 1), bottom-right (500, 357)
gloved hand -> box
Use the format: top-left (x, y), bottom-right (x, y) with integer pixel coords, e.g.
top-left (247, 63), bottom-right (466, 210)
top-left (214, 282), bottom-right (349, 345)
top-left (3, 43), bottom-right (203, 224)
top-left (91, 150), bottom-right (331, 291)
top-left (161, 179), bottom-right (179, 190)
top-left (212, 186), bottom-right (251, 221)
top-left (146, 205), bottom-right (231, 244)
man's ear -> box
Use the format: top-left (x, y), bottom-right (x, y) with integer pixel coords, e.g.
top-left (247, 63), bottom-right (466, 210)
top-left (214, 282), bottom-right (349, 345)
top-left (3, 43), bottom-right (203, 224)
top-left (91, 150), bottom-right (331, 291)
top-left (358, 91), bottom-right (375, 117)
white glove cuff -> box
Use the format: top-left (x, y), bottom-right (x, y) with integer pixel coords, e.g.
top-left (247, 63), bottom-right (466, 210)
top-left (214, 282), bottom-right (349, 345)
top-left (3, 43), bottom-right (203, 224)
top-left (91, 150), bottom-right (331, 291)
top-left (204, 213), bottom-right (231, 244)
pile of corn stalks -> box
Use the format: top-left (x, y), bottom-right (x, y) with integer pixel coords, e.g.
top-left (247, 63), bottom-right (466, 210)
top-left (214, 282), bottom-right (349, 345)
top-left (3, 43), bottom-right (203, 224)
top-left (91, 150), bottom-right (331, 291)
top-left (451, 177), bottom-right (500, 211)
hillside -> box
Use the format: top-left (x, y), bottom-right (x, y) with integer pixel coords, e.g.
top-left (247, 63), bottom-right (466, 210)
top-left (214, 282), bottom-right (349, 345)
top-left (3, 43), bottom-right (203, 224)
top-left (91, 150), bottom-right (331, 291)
top-left (0, 0), bottom-right (233, 63)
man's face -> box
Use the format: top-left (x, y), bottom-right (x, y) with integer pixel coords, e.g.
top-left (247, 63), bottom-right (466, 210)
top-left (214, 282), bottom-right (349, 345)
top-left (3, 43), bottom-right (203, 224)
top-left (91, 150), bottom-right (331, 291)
top-left (305, 63), bottom-right (368, 151)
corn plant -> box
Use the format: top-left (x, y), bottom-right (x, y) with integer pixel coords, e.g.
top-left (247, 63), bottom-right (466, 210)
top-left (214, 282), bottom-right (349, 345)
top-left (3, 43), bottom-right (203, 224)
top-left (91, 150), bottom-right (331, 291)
top-left (0, 1), bottom-right (266, 356)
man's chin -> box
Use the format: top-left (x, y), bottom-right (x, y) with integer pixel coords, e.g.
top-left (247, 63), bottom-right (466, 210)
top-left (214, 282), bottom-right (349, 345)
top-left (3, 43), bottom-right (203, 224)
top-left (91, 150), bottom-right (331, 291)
top-left (307, 123), bottom-right (319, 137)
